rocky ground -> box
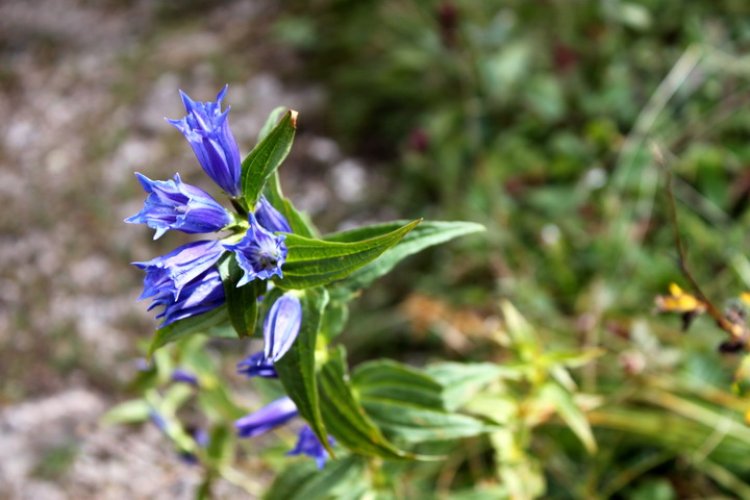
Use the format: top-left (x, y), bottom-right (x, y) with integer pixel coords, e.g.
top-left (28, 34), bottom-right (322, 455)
top-left (0, 1), bottom-right (376, 497)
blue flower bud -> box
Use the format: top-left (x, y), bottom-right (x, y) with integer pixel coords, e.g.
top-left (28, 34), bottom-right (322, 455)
top-left (135, 240), bottom-right (223, 299)
top-left (223, 214), bottom-right (287, 286)
top-left (237, 351), bottom-right (278, 378)
top-left (255, 196), bottom-right (292, 233)
top-left (235, 397), bottom-right (298, 438)
top-left (151, 268), bottom-right (225, 327)
top-left (134, 240), bottom-right (225, 326)
top-left (125, 173), bottom-right (232, 239)
top-left (168, 86), bottom-right (241, 196)
top-left (263, 294), bottom-right (302, 363)
top-left (170, 368), bottom-right (200, 386)
top-left (287, 425), bottom-right (335, 469)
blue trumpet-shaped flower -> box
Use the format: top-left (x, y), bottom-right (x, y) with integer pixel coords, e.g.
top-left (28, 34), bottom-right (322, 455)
top-left (135, 240), bottom-right (224, 300)
top-left (134, 240), bottom-right (225, 326)
top-left (168, 86), bottom-right (241, 196)
top-left (149, 267), bottom-right (225, 327)
top-left (223, 214), bottom-right (287, 286)
top-left (287, 425), bottom-right (335, 469)
top-left (263, 294), bottom-right (302, 363)
top-left (237, 351), bottom-right (278, 378)
top-left (255, 196), bottom-right (292, 234)
top-left (235, 396), bottom-right (298, 438)
top-left (125, 173), bottom-right (231, 239)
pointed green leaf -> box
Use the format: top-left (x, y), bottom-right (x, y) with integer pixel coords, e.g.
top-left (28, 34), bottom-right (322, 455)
top-left (320, 299), bottom-right (349, 340)
top-left (258, 106), bottom-right (288, 142)
top-left (360, 401), bottom-right (492, 443)
top-left (353, 360), bottom-right (494, 443)
top-left (198, 384), bottom-right (247, 421)
top-left (102, 399), bottom-right (151, 424)
top-left (148, 306), bottom-right (232, 356)
top-left (162, 383), bottom-right (194, 414)
top-left (318, 346), bottom-right (414, 460)
top-left (255, 108), bottom-right (317, 237)
top-left (275, 288), bottom-right (332, 454)
top-left (352, 360), bottom-right (444, 410)
top-left (205, 424), bottom-right (234, 470)
top-left (265, 456), bottom-right (367, 500)
top-left (539, 382), bottom-right (597, 454)
top-left (326, 220), bottom-right (485, 294)
top-left (278, 219), bottom-right (421, 290)
top-left (241, 110), bottom-right (297, 206)
top-left (218, 253), bottom-right (263, 338)
top-left (426, 362), bottom-right (511, 411)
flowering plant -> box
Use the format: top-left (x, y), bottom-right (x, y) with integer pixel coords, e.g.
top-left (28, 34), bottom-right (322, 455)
top-left (110, 86), bottom-right (510, 496)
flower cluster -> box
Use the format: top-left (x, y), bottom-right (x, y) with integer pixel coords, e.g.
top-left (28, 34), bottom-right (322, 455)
top-left (127, 86), bottom-right (290, 328)
top-left (128, 86), bottom-right (334, 470)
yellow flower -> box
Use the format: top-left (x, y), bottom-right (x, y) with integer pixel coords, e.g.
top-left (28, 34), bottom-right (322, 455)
top-left (655, 283), bottom-right (706, 315)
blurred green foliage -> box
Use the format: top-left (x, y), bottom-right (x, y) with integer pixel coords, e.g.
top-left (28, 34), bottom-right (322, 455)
top-left (265, 0), bottom-right (750, 497)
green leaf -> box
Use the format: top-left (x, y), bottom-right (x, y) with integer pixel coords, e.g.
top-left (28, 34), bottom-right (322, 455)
top-left (275, 288), bottom-right (332, 454)
top-left (327, 220), bottom-right (484, 294)
top-left (218, 254), bottom-right (263, 338)
top-left (148, 306), bottom-right (232, 356)
top-left (426, 362), bottom-right (511, 411)
top-left (279, 219), bottom-right (421, 290)
top-left (102, 399), bottom-right (151, 424)
top-left (352, 360), bottom-right (444, 410)
top-left (360, 401), bottom-right (492, 443)
top-left (265, 456), bottom-right (367, 500)
top-left (318, 346), bottom-right (414, 460)
top-left (143, 389), bottom-right (196, 453)
top-left (198, 384), bottom-right (246, 422)
top-left (258, 107), bottom-right (288, 142)
top-left (162, 383), bottom-right (194, 414)
top-left (241, 110), bottom-right (297, 206)
top-left (500, 300), bottom-right (541, 361)
top-left (205, 424), bottom-right (234, 470)
top-left (538, 382), bottom-right (597, 454)
top-left (353, 360), bottom-right (493, 444)
top-left (255, 108), bottom-right (316, 236)
top-left (320, 299), bottom-right (349, 339)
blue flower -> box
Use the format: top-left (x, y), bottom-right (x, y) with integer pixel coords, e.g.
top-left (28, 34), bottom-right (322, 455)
top-left (237, 351), bottom-right (278, 378)
top-left (135, 240), bottom-right (223, 300)
top-left (168, 86), bottom-right (241, 196)
top-left (125, 173), bottom-right (231, 239)
top-left (134, 240), bottom-right (225, 326)
top-left (152, 268), bottom-right (225, 327)
top-left (235, 397), bottom-right (298, 438)
top-left (287, 425), bottom-right (335, 469)
top-left (263, 294), bottom-right (302, 363)
top-left (223, 214), bottom-right (287, 286)
top-left (171, 368), bottom-right (200, 386)
top-left (255, 196), bottom-right (292, 233)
